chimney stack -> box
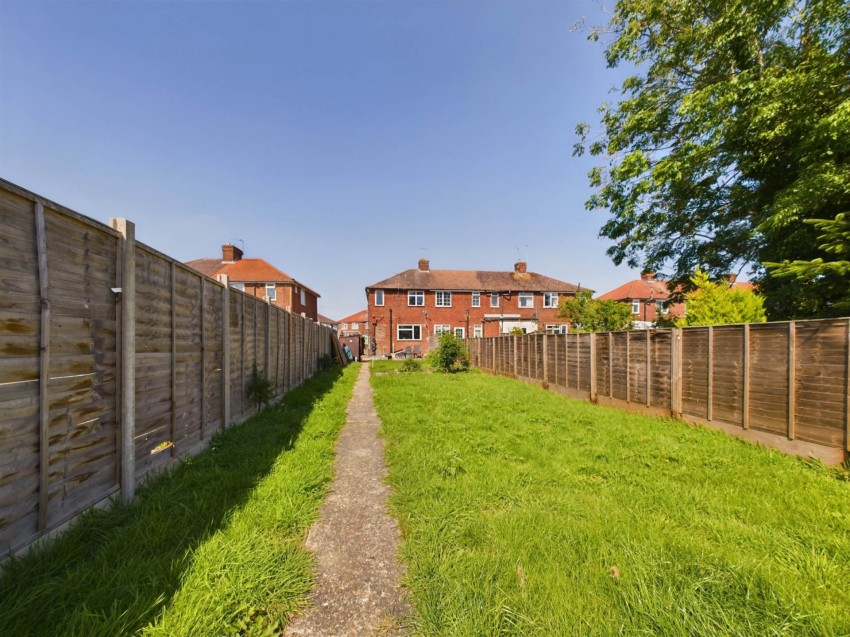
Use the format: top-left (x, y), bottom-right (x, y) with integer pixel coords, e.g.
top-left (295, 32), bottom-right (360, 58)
top-left (640, 271), bottom-right (655, 281)
top-left (222, 243), bottom-right (243, 263)
top-left (514, 260), bottom-right (527, 274)
top-left (418, 258), bottom-right (430, 271)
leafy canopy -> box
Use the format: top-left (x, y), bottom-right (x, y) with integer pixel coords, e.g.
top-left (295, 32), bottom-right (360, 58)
top-left (429, 332), bottom-right (470, 373)
top-left (577, 0), bottom-right (850, 319)
top-left (677, 270), bottom-right (767, 326)
top-left (558, 289), bottom-right (634, 332)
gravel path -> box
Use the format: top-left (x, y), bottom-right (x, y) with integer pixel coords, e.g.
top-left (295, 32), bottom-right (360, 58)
top-left (284, 363), bottom-right (410, 637)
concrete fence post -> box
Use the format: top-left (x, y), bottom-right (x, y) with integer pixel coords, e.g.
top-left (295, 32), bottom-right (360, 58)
top-left (109, 217), bottom-right (136, 503)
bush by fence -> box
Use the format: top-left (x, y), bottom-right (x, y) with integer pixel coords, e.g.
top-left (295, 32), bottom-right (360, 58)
top-left (467, 321), bottom-right (850, 463)
top-left (0, 179), bottom-right (336, 558)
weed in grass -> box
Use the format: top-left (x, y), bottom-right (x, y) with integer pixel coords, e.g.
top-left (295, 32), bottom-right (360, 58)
top-left (372, 370), bottom-right (850, 636)
top-left (0, 364), bottom-right (358, 637)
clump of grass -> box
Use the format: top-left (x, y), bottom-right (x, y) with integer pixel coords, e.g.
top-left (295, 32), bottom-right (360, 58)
top-left (0, 364), bottom-right (359, 636)
top-left (372, 371), bottom-right (850, 636)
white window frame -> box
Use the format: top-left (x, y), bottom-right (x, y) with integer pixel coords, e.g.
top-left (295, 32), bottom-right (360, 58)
top-left (434, 324), bottom-right (451, 336)
top-left (490, 293), bottom-right (499, 308)
top-left (473, 325), bottom-right (483, 338)
top-left (408, 290), bottom-right (424, 306)
top-left (301, 289), bottom-right (306, 305)
top-left (435, 291), bottom-right (452, 307)
top-left (518, 293), bottom-right (534, 309)
top-left (230, 282), bottom-right (245, 292)
top-left (471, 292), bottom-right (481, 307)
top-left (545, 324), bottom-right (568, 335)
top-left (632, 300), bottom-right (641, 314)
top-left (375, 290), bottom-right (384, 306)
top-left (454, 327), bottom-right (465, 339)
top-left (656, 301), bottom-right (668, 315)
top-left (397, 324), bottom-right (422, 341)
top-left (351, 322), bottom-right (359, 330)
top-left (266, 283), bottom-right (276, 301)
top-left (543, 292), bottom-right (558, 308)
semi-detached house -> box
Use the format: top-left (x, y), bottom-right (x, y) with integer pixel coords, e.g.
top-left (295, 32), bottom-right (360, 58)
top-left (365, 258), bottom-right (581, 357)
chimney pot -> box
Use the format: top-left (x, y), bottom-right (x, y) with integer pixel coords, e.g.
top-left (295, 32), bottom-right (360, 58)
top-left (418, 258), bottom-right (430, 271)
top-left (514, 260), bottom-right (527, 274)
top-left (222, 243), bottom-right (243, 262)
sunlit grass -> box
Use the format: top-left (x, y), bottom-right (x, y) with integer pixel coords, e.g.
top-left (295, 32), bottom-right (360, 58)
top-left (0, 363), bottom-right (359, 637)
top-left (372, 369), bottom-right (850, 636)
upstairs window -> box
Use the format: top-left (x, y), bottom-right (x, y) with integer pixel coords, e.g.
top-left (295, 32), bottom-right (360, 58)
top-left (301, 289), bottom-right (306, 305)
top-left (266, 283), bottom-right (276, 301)
top-left (230, 282), bottom-right (245, 292)
top-left (435, 291), bottom-right (452, 307)
top-left (518, 293), bottom-right (534, 309)
top-left (490, 293), bottom-right (499, 308)
top-left (632, 300), bottom-right (641, 314)
top-left (375, 290), bottom-right (384, 306)
top-left (543, 292), bottom-right (558, 308)
top-left (408, 290), bottom-right (424, 306)
top-left (471, 292), bottom-right (481, 307)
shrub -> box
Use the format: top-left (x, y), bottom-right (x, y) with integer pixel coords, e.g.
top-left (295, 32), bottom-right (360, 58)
top-left (317, 354), bottom-right (337, 372)
top-left (431, 333), bottom-right (470, 373)
top-left (401, 359), bottom-right (422, 373)
top-left (246, 363), bottom-right (275, 411)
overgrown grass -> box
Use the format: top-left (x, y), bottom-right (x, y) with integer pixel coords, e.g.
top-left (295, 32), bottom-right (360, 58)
top-left (372, 370), bottom-right (850, 636)
top-left (0, 363), bottom-right (359, 636)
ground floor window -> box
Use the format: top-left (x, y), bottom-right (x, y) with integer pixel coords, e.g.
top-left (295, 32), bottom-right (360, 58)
top-left (454, 327), bottom-right (465, 339)
top-left (473, 325), bottom-right (483, 338)
top-left (434, 324), bottom-right (451, 336)
top-left (545, 324), bottom-right (568, 335)
top-left (397, 324), bottom-right (422, 340)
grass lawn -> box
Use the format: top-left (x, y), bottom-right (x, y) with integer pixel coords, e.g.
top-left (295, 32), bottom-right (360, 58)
top-left (372, 369), bottom-right (850, 636)
top-left (0, 363), bottom-right (359, 637)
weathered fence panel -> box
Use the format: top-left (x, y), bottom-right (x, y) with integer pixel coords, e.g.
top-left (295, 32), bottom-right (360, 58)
top-left (0, 178), bottom-right (336, 559)
top-left (469, 318), bottom-right (850, 463)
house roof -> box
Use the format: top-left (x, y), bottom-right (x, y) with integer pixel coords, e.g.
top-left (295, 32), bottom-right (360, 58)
top-left (185, 257), bottom-right (320, 298)
top-left (338, 309), bottom-right (369, 323)
top-left (598, 277), bottom-right (755, 301)
top-left (597, 278), bottom-right (675, 302)
top-left (317, 313), bottom-right (338, 326)
top-left (366, 268), bottom-right (581, 293)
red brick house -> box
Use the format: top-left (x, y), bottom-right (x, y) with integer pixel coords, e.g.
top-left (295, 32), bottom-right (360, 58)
top-left (598, 272), bottom-right (757, 328)
top-left (187, 244), bottom-right (320, 320)
top-left (338, 309), bottom-right (369, 357)
top-left (596, 272), bottom-right (683, 328)
top-left (365, 259), bottom-right (580, 357)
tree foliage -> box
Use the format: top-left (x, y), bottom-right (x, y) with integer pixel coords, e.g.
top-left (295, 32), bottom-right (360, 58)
top-left (577, 0), bottom-right (850, 319)
top-left (558, 289), bottom-right (634, 332)
top-left (677, 270), bottom-right (767, 326)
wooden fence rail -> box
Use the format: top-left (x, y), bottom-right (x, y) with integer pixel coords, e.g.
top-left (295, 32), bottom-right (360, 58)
top-left (0, 179), bottom-right (336, 558)
top-left (468, 320), bottom-right (850, 464)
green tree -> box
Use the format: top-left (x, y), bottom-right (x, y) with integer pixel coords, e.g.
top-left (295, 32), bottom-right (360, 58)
top-left (430, 332), bottom-right (470, 373)
top-left (577, 0), bottom-right (850, 319)
top-left (677, 270), bottom-right (767, 326)
top-left (558, 289), bottom-right (634, 332)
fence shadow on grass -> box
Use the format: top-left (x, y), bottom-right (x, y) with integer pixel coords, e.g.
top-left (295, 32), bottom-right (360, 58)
top-left (0, 365), bottom-right (346, 636)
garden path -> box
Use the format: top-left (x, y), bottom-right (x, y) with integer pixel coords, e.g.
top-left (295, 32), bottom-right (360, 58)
top-left (284, 363), bottom-right (409, 637)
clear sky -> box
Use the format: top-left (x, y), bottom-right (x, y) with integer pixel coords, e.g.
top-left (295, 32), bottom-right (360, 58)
top-left (0, 0), bottom-right (638, 320)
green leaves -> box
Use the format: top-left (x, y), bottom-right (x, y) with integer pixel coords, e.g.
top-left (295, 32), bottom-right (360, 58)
top-left (583, 0), bottom-right (850, 318)
top-left (558, 289), bottom-right (634, 332)
top-left (677, 269), bottom-right (767, 326)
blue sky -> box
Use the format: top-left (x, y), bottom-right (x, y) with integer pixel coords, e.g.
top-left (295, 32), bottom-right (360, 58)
top-left (0, 0), bottom-right (637, 319)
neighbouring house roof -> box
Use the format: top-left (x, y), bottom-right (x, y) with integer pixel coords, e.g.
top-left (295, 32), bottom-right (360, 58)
top-left (185, 257), bottom-right (320, 298)
top-left (317, 313), bottom-right (338, 326)
top-left (366, 269), bottom-right (581, 293)
top-left (597, 278), bottom-right (675, 302)
top-left (338, 309), bottom-right (369, 324)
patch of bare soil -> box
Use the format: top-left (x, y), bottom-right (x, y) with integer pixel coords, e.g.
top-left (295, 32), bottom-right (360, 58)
top-left (284, 364), bottom-right (410, 637)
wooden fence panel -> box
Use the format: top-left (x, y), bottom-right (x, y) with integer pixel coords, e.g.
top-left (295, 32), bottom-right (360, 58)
top-left (712, 326), bottom-right (744, 425)
top-left (794, 320), bottom-right (847, 447)
top-left (748, 323), bottom-right (790, 435)
top-left (681, 328), bottom-right (710, 420)
top-left (173, 266), bottom-right (203, 455)
top-left (628, 331), bottom-right (648, 404)
top-left (596, 333), bottom-right (611, 397)
top-left (648, 331), bottom-right (672, 409)
top-left (202, 279), bottom-right (223, 436)
top-left (133, 248), bottom-right (174, 479)
top-left (611, 333), bottom-right (628, 401)
top-left (228, 290), bottom-right (243, 422)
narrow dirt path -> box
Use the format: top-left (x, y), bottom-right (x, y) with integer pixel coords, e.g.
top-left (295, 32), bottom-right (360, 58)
top-left (284, 363), bottom-right (409, 637)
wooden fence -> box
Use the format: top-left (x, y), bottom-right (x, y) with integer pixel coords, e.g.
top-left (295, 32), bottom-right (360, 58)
top-left (468, 321), bottom-right (850, 464)
top-left (0, 179), bottom-right (336, 558)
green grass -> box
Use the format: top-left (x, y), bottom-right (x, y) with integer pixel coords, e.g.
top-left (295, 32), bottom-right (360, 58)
top-left (372, 369), bottom-right (850, 636)
top-left (0, 363), bottom-right (359, 637)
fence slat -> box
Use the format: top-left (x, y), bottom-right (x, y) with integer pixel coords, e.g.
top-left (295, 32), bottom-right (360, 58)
top-left (35, 202), bottom-right (50, 531)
